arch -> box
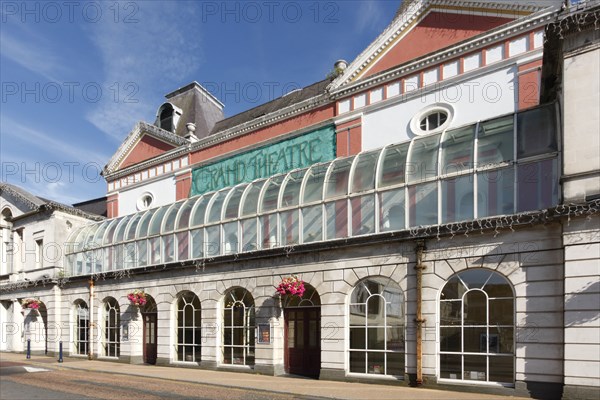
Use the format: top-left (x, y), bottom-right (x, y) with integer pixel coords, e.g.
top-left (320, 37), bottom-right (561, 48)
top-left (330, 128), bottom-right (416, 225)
top-left (349, 276), bottom-right (405, 377)
top-left (139, 293), bottom-right (158, 364)
top-left (140, 293), bottom-right (157, 313)
top-left (1, 206), bottom-right (13, 222)
top-left (21, 299), bottom-right (48, 355)
top-left (1, 208), bottom-right (14, 275)
top-left (175, 291), bottom-right (201, 362)
top-left (156, 102), bottom-right (182, 132)
top-left (222, 287), bottom-right (255, 366)
top-left (73, 299), bottom-right (89, 355)
top-left (37, 301), bottom-right (49, 355)
top-left (283, 283), bottom-right (321, 308)
top-left (282, 282), bottom-right (321, 378)
top-left (438, 269), bottom-right (515, 385)
top-left (103, 297), bottom-right (120, 358)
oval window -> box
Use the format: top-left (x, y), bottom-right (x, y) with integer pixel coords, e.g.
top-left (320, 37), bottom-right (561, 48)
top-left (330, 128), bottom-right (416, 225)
top-left (137, 192), bottom-right (154, 211)
top-left (420, 111), bottom-right (448, 131)
top-left (411, 104), bottom-right (454, 136)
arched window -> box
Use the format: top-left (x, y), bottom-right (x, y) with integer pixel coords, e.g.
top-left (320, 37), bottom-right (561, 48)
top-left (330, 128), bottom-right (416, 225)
top-left (74, 300), bottom-right (89, 355)
top-left (104, 298), bottom-right (120, 358)
top-left (1, 208), bottom-right (13, 275)
top-left (349, 277), bottom-right (404, 376)
top-left (223, 288), bottom-right (255, 366)
top-left (439, 269), bottom-right (514, 385)
top-left (159, 103), bottom-right (174, 132)
top-left (176, 292), bottom-right (201, 362)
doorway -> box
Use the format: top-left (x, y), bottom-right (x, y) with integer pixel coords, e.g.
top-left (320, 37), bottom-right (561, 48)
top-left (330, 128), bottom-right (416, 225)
top-left (283, 285), bottom-right (321, 378)
top-left (141, 295), bottom-right (157, 365)
top-left (142, 313), bottom-right (157, 364)
top-left (284, 307), bottom-right (320, 378)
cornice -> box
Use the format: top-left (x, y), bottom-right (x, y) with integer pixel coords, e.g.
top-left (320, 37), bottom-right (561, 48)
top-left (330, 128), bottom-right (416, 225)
top-left (329, 0), bottom-right (559, 93)
top-left (39, 203), bottom-right (105, 221)
top-left (0, 184), bottom-right (104, 221)
top-left (0, 184), bottom-right (39, 212)
top-left (189, 93), bottom-right (332, 152)
top-left (104, 145), bottom-right (190, 182)
top-left (105, 94), bottom-right (333, 181)
top-left (329, 7), bottom-right (559, 100)
top-left (104, 121), bottom-right (189, 176)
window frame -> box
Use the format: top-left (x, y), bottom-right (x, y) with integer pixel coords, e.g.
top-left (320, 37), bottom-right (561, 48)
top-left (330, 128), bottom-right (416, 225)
top-left (222, 288), bottom-right (255, 367)
top-left (175, 291), bottom-right (202, 363)
top-left (103, 298), bottom-right (120, 358)
top-left (74, 300), bottom-right (89, 356)
top-left (348, 278), bottom-right (405, 378)
top-left (438, 269), bottom-right (515, 387)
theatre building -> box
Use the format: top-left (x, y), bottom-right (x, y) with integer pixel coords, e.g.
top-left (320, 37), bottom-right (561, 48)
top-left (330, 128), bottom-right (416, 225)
top-left (1, 1), bottom-right (598, 399)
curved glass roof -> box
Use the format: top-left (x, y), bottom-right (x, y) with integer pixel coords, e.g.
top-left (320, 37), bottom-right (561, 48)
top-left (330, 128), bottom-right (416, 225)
top-left (65, 104), bottom-right (560, 277)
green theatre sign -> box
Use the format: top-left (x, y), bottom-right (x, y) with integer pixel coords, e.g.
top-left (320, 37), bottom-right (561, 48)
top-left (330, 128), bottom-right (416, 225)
top-left (191, 125), bottom-right (336, 196)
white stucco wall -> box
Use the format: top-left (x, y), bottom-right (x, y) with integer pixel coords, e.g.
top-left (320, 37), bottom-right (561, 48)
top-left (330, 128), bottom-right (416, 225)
top-left (362, 66), bottom-right (518, 150)
top-left (117, 175), bottom-right (176, 216)
top-left (562, 30), bottom-right (600, 202)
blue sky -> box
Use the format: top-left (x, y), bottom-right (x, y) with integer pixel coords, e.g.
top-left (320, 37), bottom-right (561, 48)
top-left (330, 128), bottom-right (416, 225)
top-left (1, 1), bottom-right (400, 205)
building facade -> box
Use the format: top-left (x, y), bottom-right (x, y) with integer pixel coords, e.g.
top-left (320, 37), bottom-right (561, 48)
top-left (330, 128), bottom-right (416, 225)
top-left (0, 183), bottom-right (103, 354)
top-left (1, 1), bottom-right (599, 399)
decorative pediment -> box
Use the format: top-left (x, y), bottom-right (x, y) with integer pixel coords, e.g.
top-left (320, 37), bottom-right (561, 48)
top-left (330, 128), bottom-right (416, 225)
top-left (104, 121), bottom-right (189, 175)
top-left (328, 0), bottom-right (555, 91)
top-left (0, 184), bottom-right (43, 215)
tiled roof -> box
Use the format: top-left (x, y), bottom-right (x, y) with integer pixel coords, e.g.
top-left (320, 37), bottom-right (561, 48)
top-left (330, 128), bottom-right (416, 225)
top-left (210, 78), bottom-right (332, 135)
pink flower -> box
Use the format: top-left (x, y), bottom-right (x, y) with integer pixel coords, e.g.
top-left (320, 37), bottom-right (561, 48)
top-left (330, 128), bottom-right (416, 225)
top-left (128, 290), bottom-right (147, 306)
top-left (275, 276), bottom-right (305, 298)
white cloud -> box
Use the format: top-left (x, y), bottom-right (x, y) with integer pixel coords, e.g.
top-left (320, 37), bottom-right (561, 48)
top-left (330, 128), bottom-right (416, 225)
top-left (85, 2), bottom-right (203, 141)
top-left (355, 1), bottom-right (387, 34)
top-left (0, 31), bottom-right (65, 82)
top-left (1, 116), bottom-right (109, 166)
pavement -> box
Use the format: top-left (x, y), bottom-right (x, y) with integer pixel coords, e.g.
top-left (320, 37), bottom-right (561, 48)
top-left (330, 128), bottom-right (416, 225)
top-left (0, 352), bottom-right (526, 400)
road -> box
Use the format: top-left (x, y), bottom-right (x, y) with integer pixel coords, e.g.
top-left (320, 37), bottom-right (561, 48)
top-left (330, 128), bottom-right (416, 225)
top-left (0, 360), bottom-right (319, 400)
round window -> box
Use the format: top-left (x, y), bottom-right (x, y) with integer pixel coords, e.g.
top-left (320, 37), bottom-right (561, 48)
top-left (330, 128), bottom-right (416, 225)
top-left (419, 111), bottom-right (447, 131)
top-left (136, 192), bottom-right (154, 211)
top-left (411, 104), bottom-right (454, 136)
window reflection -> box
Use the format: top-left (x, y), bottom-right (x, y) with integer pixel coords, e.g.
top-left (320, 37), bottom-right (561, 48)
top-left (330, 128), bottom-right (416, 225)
top-left (439, 270), bottom-right (514, 384)
top-left (349, 278), bottom-right (404, 377)
top-left (66, 105), bottom-right (559, 276)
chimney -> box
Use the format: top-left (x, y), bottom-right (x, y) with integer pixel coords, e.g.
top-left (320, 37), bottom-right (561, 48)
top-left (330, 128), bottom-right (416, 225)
top-left (162, 82), bottom-right (225, 140)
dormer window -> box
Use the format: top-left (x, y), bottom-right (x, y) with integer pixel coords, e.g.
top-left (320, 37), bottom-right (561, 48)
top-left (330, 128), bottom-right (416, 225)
top-left (155, 102), bottom-right (182, 133)
top-left (159, 104), bottom-right (174, 132)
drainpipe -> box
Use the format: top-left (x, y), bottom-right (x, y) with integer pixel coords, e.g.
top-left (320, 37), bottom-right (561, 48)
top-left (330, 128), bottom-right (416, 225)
top-left (414, 241), bottom-right (426, 386)
top-left (88, 278), bottom-right (94, 360)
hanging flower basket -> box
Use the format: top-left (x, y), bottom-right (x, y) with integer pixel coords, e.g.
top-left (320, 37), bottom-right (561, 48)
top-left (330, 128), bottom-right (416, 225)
top-left (21, 298), bottom-right (41, 310)
top-left (127, 290), bottom-right (147, 306)
top-left (276, 276), bottom-right (305, 298)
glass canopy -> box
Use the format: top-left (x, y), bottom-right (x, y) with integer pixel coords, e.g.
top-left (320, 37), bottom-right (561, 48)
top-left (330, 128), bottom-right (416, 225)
top-left (65, 104), bottom-right (560, 276)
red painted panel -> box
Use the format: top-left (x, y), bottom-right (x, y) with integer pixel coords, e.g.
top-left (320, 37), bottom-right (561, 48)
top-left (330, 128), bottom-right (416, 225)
top-left (190, 104), bottom-right (335, 165)
top-left (518, 59), bottom-right (542, 110)
top-left (176, 172), bottom-right (192, 200)
top-left (364, 12), bottom-right (513, 78)
top-left (107, 194), bottom-right (118, 218)
top-left (336, 117), bottom-right (362, 157)
top-left (120, 135), bottom-right (175, 169)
